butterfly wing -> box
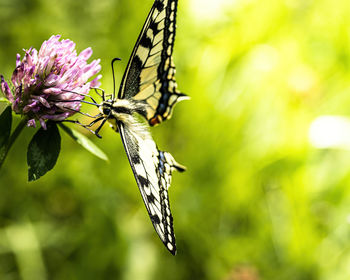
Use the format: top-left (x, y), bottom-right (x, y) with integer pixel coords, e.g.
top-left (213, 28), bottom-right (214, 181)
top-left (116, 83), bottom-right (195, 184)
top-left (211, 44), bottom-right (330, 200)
top-left (118, 0), bottom-right (188, 126)
top-left (117, 121), bottom-right (185, 255)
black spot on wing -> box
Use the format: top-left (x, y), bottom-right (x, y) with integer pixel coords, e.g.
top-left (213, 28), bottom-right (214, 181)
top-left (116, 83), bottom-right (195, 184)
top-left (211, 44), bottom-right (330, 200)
top-left (124, 56), bottom-right (142, 98)
top-left (140, 34), bottom-right (153, 49)
top-left (130, 154), bottom-right (141, 164)
top-left (137, 175), bottom-right (149, 187)
top-left (151, 214), bottom-right (161, 224)
top-left (149, 21), bottom-right (161, 35)
top-left (154, 0), bottom-right (164, 11)
top-left (147, 193), bottom-right (156, 203)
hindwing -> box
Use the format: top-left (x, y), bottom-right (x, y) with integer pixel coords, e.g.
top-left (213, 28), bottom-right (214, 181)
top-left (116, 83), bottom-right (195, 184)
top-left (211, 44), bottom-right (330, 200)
top-left (117, 121), bottom-right (185, 255)
top-left (118, 0), bottom-right (188, 126)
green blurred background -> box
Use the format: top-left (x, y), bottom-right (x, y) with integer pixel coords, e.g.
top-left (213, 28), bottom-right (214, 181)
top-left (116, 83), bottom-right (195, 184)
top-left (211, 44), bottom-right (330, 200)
top-left (1, 0), bottom-right (350, 279)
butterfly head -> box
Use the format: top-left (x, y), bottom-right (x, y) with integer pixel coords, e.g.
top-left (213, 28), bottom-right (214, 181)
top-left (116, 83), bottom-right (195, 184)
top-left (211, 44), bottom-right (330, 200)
top-left (100, 99), bottom-right (114, 117)
top-left (99, 99), bottom-right (137, 128)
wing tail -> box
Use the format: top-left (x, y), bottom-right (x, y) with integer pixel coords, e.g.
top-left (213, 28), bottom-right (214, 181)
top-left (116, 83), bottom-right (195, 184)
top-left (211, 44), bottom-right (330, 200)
top-left (162, 151), bottom-right (186, 173)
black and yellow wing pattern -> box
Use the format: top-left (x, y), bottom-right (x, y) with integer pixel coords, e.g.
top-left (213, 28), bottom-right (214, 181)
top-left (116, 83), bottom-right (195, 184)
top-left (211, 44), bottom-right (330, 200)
top-left (118, 0), bottom-right (188, 126)
top-left (109, 0), bottom-right (187, 255)
top-left (117, 122), bottom-right (185, 254)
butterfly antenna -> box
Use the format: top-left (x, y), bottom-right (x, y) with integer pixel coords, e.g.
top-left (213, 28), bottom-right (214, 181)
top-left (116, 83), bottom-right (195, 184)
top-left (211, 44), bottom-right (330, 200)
top-left (55, 99), bottom-right (101, 107)
top-left (60, 89), bottom-right (98, 104)
top-left (111, 57), bottom-right (121, 100)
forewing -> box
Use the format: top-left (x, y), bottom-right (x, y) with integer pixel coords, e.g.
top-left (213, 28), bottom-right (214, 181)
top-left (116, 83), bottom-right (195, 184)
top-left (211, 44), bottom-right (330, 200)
top-left (118, 0), bottom-right (188, 126)
top-left (117, 121), bottom-right (185, 255)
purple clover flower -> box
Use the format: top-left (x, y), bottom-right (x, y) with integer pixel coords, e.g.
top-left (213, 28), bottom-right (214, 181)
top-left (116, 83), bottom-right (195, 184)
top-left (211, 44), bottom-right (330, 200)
top-left (0, 35), bottom-right (102, 129)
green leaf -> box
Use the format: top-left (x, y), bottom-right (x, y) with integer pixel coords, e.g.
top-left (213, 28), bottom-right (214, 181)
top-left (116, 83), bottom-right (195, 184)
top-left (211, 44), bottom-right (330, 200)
top-left (27, 122), bottom-right (61, 181)
top-left (0, 106), bottom-right (12, 164)
top-left (59, 123), bottom-right (108, 161)
top-left (0, 97), bottom-right (11, 104)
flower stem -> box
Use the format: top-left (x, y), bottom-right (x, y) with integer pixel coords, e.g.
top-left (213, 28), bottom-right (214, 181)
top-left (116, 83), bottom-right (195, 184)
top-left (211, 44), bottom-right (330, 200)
top-left (0, 118), bottom-right (27, 169)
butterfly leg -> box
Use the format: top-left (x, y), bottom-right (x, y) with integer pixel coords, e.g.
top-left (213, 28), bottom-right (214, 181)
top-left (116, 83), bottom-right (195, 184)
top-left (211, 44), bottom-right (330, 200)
top-left (86, 116), bottom-right (105, 127)
top-left (61, 119), bottom-right (103, 138)
top-left (94, 118), bottom-right (108, 136)
top-left (92, 87), bottom-right (106, 101)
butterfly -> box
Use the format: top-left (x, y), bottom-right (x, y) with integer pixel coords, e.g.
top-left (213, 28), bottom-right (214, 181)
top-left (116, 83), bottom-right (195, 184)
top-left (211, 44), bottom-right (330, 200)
top-left (76, 0), bottom-right (188, 255)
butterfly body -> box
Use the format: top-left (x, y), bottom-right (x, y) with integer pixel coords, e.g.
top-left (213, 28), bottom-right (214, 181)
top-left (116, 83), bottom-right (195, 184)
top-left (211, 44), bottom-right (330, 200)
top-left (100, 99), bottom-right (146, 130)
top-left (91, 0), bottom-right (187, 255)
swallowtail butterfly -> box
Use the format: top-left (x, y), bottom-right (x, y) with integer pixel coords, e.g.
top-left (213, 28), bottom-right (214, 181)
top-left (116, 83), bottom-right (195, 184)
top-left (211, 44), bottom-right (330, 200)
top-left (80, 0), bottom-right (188, 255)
